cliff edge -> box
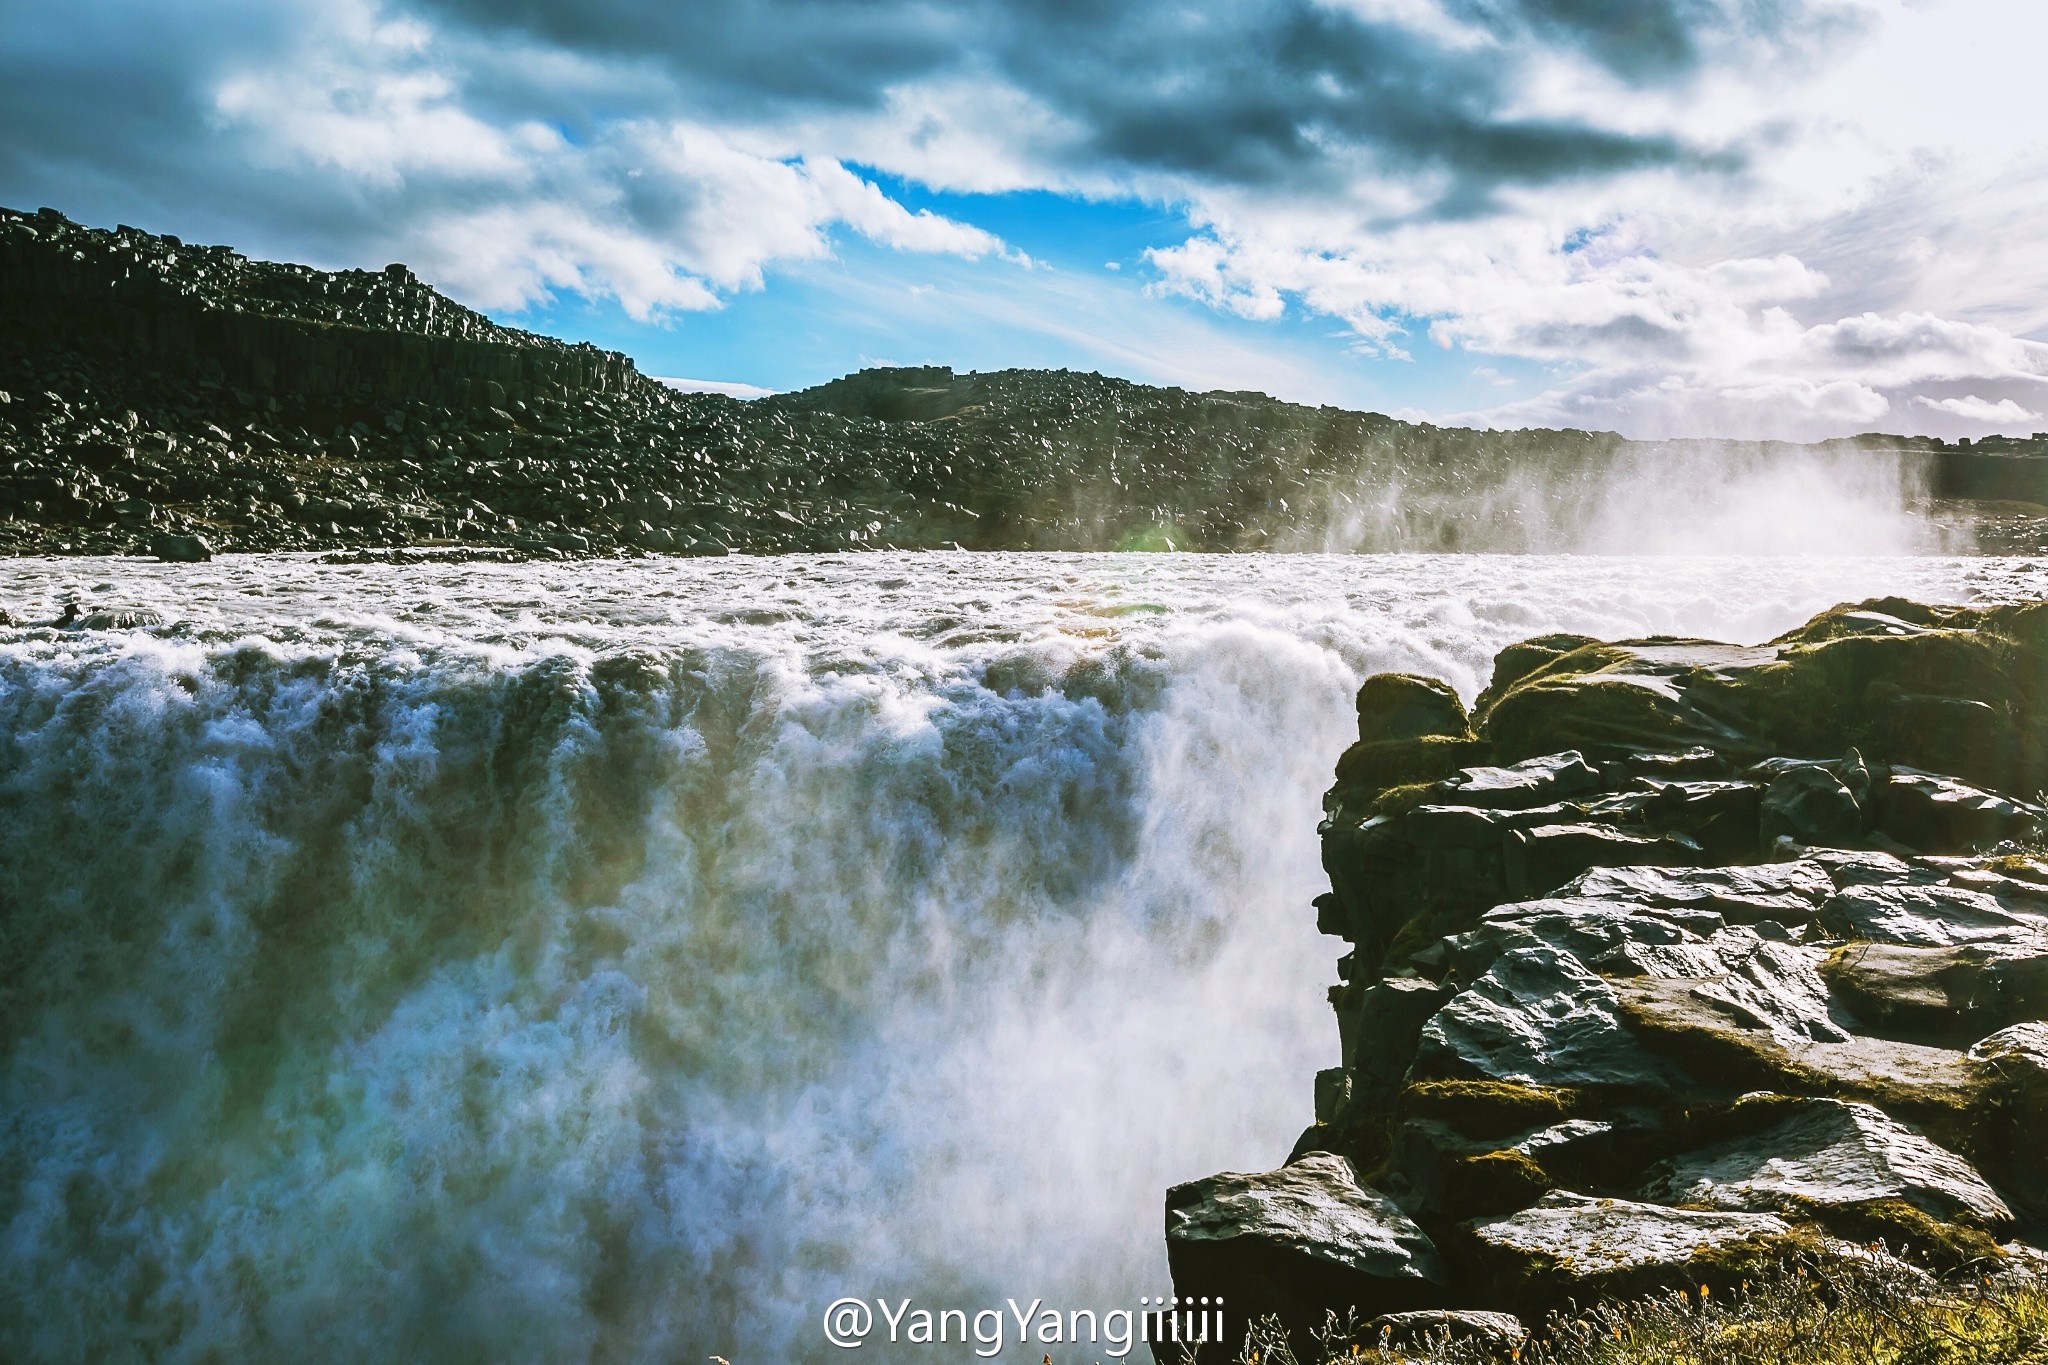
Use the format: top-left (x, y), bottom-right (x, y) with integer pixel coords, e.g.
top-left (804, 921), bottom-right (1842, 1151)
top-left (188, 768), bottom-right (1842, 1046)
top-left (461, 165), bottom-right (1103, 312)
top-left (1166, 598), bottom-right (2048, 1359)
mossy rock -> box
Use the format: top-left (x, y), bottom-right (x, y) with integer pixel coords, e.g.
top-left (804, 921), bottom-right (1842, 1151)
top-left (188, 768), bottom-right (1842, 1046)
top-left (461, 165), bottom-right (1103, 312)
top-left (1468, 605), bottom-right (2036, 791)
top-left (1356, 673), bottom-right (1472, 744)
top-left (1793, 1197), bottom-right (2007, 1274)
top-left (1475, 633), bottom-right (1600, 714)
top-left (1613, 982), bottom-right (1991, 1159)
top-left (1444, 1148), bottom-right (1556, 1220)
top-left (1773, 598), bottom-right (1976, 645)
top-left (1463, 1192), bottom-right (1834, 1318)
top-left (1330, 734), bottom-right (1491, 811)
top-left (1399, 1080), bottom-right (1579, 1139)
top-left (1476, 643), bottom-right (1739, 763)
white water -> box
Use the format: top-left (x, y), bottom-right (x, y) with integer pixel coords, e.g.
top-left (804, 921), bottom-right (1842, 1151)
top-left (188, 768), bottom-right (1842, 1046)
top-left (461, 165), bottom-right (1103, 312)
top-left (5, 551), bottom-right (2048, 1363)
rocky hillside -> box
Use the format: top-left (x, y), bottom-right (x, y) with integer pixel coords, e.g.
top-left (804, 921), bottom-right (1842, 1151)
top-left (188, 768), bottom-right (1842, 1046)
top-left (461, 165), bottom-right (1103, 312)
top-left (6, 205), bottom-right (2045, 559)
top-left (1167, 598), bottom-right (2048, 1360)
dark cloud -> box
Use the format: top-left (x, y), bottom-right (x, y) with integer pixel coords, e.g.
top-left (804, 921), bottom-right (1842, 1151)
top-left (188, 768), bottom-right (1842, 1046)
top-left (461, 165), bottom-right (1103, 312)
top-left (408, 0), bottom-right (1770, 211)
top-left (0, 0), bottom-right (1837, 245)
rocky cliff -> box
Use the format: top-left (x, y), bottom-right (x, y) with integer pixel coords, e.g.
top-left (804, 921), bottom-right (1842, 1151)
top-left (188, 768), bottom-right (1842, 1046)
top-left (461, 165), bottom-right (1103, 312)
top-left (4, 205), bottom-right (2042, 560)
top-left (1166, 598), bottom-right (2048, 1360)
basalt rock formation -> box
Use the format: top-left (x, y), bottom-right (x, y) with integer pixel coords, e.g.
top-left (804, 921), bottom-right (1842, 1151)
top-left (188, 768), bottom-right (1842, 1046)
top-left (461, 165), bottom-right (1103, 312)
top-left (5, 205), bottom-right (2044, 559)
top-left (1165, 598), bottom-right (2048, 1360)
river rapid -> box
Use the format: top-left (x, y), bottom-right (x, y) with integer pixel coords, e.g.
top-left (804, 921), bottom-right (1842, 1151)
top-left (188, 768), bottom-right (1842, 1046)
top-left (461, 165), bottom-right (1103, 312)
top-left (6, 550), bottom-right (2048, 1362)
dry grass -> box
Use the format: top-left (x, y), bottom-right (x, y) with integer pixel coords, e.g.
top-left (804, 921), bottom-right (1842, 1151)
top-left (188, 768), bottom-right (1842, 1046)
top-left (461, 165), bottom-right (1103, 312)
top-left (1216, 1251), bottom-right (2048, 1365)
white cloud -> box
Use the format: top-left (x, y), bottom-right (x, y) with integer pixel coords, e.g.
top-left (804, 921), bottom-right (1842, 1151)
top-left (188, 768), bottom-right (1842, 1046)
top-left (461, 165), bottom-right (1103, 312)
top-left (1914, 394), bottom-right (2041, 426)
top-left (204, 0), bottom-right (1023, 320)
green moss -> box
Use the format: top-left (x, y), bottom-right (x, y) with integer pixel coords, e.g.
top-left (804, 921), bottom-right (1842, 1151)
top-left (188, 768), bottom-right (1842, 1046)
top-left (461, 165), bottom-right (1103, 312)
top-left (1474, 633), bottom-right (1602, 713)
top-left (1354, 673), bottom-right (1471, 745)
top-left (1478, 650), bottom-right (1706, 762)
top-left (1795, 1199), bottom-right (2007, 1275)
top-left (1400, 1079), bottom-right (1578, 1137)
top-left (1615, 994), bottom-right (1993, 1159)
top-left (1772, 598), bottom-right (1974, 645)
top-left (1371, 780), bottom-right (1441, 816)
top-left (1444, 1148), bottom-right (1555, 1219)
top-left (1330, 734), bottom-right (1490, 809)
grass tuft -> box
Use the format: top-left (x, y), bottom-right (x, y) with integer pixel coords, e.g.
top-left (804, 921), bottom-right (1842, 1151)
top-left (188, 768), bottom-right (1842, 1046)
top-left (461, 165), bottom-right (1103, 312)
top-left (1199, 1252), bottom-right (2048, 1365)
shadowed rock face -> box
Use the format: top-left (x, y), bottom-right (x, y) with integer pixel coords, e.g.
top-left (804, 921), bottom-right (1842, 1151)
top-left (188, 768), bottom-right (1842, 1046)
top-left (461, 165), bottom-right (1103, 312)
top-left (1170, 598), bottom-right (2048, 1358)
top-left (1164, 1152), bottom-right (1450, 1360)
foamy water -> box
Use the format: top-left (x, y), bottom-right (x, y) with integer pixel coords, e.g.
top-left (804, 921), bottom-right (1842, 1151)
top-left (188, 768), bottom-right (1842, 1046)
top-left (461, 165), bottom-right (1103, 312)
top-left (5, 551), bottom-right (2047, 1363)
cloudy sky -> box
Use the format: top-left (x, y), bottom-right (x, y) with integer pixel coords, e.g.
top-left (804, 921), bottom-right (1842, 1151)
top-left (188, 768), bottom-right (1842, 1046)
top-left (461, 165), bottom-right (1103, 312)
top-left (4, 0), bottom-right (2045, 439)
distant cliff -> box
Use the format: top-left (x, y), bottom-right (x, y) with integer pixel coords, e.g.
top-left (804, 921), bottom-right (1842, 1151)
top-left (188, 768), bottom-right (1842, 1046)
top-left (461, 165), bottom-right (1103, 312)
top-left (0, 205), bottom-right (2041, 558)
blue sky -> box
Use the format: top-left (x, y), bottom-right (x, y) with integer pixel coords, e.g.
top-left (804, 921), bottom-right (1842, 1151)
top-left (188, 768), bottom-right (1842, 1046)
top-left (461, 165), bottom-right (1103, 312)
top-left (4, 0), bottom-right (2046, 438)
top-left (506, 185), bottom-right (1551, 417)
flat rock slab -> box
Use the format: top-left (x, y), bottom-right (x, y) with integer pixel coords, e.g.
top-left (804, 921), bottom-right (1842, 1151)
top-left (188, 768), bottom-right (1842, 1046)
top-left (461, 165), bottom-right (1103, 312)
top-left (1440, 751), bottom-right (1600, 808)
top-left (1567, 861), bottom-right (1834, 925)
top-left (1641, 1097), bottom-right (2011, 1226)
top-left (1820, 884), bottom-right (2048, 947)
top-left (1468, 1192), bottom-right (1794, 1307)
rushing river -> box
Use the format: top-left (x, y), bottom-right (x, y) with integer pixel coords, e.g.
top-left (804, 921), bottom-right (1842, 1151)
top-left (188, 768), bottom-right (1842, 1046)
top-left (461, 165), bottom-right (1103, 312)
top-left (6, 550), bottom-right (2048, 1363)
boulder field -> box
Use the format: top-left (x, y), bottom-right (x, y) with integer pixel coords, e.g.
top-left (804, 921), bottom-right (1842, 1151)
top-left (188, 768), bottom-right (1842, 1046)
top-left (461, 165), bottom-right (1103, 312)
top-left (11, 205), bottom-right (2048, 560)
top-left (1164, 597), bottom-right (2048, 1360)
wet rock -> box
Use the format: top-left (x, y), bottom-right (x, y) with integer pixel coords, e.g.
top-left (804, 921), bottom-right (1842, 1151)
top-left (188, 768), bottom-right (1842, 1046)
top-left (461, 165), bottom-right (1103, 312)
top-left (1638, 778), bottom-right (1763, 861)
top-left (1332, 977), bottom-right (1453, 1085)
top-left (1807, 848), bottom-right (1941, 889)
top-left (1451, 896), bottom-right (1722, 979)
top-left (149, 532), bottom-right (212, 562)
top-left (1441, 751), bottom-right (1600, 809)
top-left (1640, 1097), bottom-right (2012, 1228)
top-left (1412, 944), bottom-right (1669, 1090)
top-left (1565, 861), bottom-right (1833, 926)
top-left (69, 607), bottom-right (165, 630)
top-left (1970, 1026), bottom-right (2048, 1215)
top-left (1505, 822), bottom-right (1701, 898)
top-left (1818, 883), bottom-right (2048, 947)
top-left (1824, 939), bottom-right (2048, 1044)
top-left (1875, 770), bottom-right (2041, 853)
top-left (1466, 1192), bottom-right (1799, 1313)
top-left (1166, 1152), bottom-right (1448, 1359)
top-left (1609, 931), bottom-right (1850, 1046)
top-left (1760, 764), bottom-right (1863, 848)
top-left (1183, 601), bottom-right (2048, 1336)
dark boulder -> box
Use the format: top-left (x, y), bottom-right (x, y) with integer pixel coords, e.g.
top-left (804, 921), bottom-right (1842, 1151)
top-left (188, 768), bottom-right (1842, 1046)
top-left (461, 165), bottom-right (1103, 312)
top-left (1165, 1152), bottom-right (1448, 1360)
top-left (1356, 673), bottom-right (1470, 744)
top-left (1875, 769), bottom-right (2041, 853)
top-left (1565, 861), bottom-right (1833, 926)
top-left (149, 532), bottom-right (212, 562)
top-left (1760, 764), bottom-right (1863, 848)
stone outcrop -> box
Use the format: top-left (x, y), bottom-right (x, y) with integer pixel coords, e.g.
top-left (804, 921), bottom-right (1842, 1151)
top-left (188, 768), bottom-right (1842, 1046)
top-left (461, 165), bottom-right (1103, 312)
top-left (1168, 599), bottom-right (2048, 1358)
top-left (1165, 1152), bottom-right (1449, 1343)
